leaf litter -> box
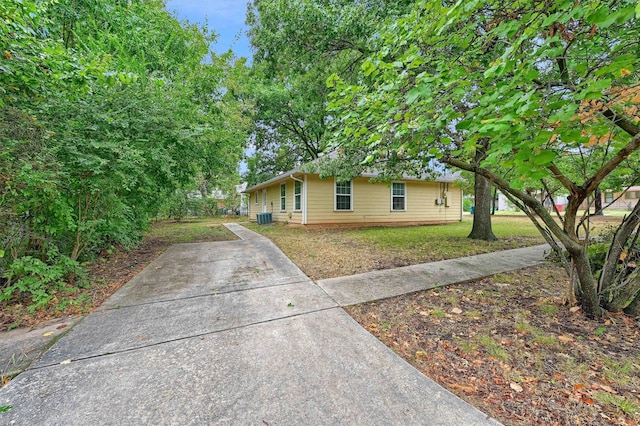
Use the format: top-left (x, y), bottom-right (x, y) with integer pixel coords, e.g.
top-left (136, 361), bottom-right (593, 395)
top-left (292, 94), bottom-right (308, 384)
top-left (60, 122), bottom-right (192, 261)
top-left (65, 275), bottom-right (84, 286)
top-left (346, 264), bottom-right (640, 426)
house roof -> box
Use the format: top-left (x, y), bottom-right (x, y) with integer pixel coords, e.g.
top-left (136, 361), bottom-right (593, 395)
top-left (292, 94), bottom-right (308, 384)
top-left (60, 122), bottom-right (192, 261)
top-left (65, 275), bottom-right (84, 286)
top-left (244, 163), bottom-right (459, 193)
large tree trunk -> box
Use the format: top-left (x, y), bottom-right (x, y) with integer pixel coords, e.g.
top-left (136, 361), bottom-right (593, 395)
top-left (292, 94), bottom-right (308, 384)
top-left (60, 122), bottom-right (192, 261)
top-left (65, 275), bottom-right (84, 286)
top-left (468, 141), bottom-right (497, 241)
top-left (469, 173), bottom-right (497, 241)
top-left (624, 292), bottom-right (640, 316)
top-left (568, 245), bottom-right (602, 319)
top-left (593, 187), bottom-right (604, 215)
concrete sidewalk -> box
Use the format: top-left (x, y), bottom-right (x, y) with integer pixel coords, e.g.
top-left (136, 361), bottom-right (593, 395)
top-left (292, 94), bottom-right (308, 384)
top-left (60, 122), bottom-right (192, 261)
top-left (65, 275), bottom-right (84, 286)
top-left (0, 224), bottom-right (547, 425)
top-left (317, 244), bottom-right (549, 306)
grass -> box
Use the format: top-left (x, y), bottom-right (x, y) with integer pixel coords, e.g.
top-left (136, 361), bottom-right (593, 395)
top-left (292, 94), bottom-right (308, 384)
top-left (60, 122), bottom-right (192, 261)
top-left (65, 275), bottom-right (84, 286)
top-left (595, 392), bottom-right (640, 417)
top-left (246, 216), bottom-right (546, 280)
top-left (149, 217), bottom-right (239, 243)
top-left (477, 335), bottom-right (510, 361)
top-left (353, 216), bottom-right (541, 245)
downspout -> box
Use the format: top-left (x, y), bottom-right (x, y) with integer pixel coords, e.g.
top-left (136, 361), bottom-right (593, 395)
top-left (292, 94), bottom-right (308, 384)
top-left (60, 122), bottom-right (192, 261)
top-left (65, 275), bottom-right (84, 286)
top-left (290, 175), bottom-right (307, 225)
top-left (460, 187), bottom-right (464, 222)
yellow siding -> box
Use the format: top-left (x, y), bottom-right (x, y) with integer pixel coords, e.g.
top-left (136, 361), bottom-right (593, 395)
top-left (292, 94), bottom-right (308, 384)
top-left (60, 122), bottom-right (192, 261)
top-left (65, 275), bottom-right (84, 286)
top-left (247, 180), bottom-right (303, 224)
top-left (305, 176), bottom-right (461, 225)
top-left (248, 174), bottom-right (462, 225)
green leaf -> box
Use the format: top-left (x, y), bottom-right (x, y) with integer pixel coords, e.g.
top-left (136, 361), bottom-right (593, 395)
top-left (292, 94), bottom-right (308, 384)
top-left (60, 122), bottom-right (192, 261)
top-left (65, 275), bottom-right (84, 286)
top-left (405, 84), bottom-right (431, 105)
top-left (362, 61), bottom-right (376, 77)
top-left (0, 406), bottom-right (12, 413)
top-left (532, 150), bottom-right (556, 166)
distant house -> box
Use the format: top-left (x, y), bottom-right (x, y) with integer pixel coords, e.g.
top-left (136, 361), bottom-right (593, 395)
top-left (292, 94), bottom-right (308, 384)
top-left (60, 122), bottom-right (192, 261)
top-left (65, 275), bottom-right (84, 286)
top-left (601, 186), bottom-right (640, 210)
top-left (244, 167), bottom-right (462, 226)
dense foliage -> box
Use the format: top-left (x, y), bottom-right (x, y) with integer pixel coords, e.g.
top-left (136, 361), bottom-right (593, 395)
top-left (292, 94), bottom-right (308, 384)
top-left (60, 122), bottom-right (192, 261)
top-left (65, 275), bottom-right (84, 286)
top-left (0, 0), bottom-right (248, 309)
top-left (327, 0), bottom-right (640, 318)
top-left (244, 0), bottom-right (415, 185)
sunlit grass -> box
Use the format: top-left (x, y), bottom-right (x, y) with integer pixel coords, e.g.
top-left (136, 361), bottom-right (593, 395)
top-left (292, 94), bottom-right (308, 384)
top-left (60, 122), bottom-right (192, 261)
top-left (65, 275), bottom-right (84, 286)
top-left (149, 218), bottom-right (238, 243)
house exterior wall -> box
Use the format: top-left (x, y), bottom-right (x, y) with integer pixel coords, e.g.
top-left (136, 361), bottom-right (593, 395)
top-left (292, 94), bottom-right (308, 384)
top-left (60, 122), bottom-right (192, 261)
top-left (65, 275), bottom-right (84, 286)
top-left (602, 186), bottom-right (640, 210)
top-left (305, 176), bottom-right (461, 224)
top-left (247, 174), bottom-right (462, 225)
top-left (577, 186), bottom-right (640, 211)
top-left (247, 179), bottom-right (304, 224)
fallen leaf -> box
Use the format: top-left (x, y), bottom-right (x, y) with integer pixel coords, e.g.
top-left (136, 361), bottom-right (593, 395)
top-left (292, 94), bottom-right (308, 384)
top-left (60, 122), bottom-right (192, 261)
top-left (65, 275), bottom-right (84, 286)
top-left (451, 307), bottom-right (463, 314)
top-left (574, 383), bottom-right (585, 391)
top-left (558, 335), bottom-right (573, 344)
top-left (419, 311), bottom-right (430, 316)
top-left (56, 324), bottom-right (67, 330)
top-left (415, 351), bottom-right (429, 361)
top-left (593, 383), bottom-right (617, 394)
top-left (581, 396), bottom-right (594, 405)
top-left (450, 383), bottom-right (476, 394)
top-left (60, 359), bottom-right (72, 365)
top-left (569, 306), bottom-right (581, 314)
top-left (42, 331), bottom-right (54, 337)
top-left (510, 383), bottom-right (523, 393)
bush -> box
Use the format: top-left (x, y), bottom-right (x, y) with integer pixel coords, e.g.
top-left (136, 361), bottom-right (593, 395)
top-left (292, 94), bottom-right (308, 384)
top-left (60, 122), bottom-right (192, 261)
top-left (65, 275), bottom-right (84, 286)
top-left (1, 247), bottom-right (86, 312)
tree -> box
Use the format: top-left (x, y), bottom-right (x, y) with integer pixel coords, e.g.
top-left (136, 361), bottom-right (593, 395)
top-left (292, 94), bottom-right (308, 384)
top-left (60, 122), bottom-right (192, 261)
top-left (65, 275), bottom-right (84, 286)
top-left (1, 0), bottom-right (247, 309)
top-left (244, 0), bottom-right (416, 183)
top-left (327, 0), bottom-right (640, 318)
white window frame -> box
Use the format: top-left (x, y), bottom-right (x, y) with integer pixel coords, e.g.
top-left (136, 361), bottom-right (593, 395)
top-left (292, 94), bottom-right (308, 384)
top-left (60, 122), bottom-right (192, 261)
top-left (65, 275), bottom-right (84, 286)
top-left (334, 180), bottom-right (353, 211)
top-left (280, 183), bottom-right (286, 212)
top-left (294, 180), bottom-right (302, 211)
top-left (391, 182), bottom-right (406, 211)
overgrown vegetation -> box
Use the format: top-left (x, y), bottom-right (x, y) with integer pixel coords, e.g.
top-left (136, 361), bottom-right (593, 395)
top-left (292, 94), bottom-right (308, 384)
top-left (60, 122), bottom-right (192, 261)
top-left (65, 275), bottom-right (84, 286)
top-left (0, 219), bottom-right (237, 331)
top-left (0, 1), bottom-right (249, 311)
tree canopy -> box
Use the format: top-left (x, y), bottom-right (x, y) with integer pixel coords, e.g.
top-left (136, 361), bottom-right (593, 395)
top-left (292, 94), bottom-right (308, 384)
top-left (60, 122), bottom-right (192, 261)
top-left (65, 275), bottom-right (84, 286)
top-left (243, 0), bottom-right (416, 185)
top-left (1, 0), bottom-right (248, 309)
top-left (327, 0), bottom-right (640, 318)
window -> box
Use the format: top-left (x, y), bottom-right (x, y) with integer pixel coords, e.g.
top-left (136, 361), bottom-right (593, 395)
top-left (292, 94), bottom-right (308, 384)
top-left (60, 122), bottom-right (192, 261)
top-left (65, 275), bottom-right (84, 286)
top-left (625, 191), bottom-right (640, 199)
top-left (391, 182), bottom-right (406, 211)
top-left (335, 180), bottom-right (352, 211)
top-left (604, 192), bottom-right (613, 203)
top-left (280, 183), bottom-right (286, 211)
top-left (254, 192), bottom-right (258, 204)
top-left (294, 181), bottom-right (302, 211)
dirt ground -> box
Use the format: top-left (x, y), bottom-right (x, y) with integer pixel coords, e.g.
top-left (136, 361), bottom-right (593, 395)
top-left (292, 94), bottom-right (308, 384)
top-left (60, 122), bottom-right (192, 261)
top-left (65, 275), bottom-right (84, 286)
top-left (346, 264), bottom-right (640, 425)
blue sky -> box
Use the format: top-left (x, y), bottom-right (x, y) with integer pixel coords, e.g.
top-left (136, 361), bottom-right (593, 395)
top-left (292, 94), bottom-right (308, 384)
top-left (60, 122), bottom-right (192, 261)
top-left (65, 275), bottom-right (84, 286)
top-left (165, 0), bottom-right (252, 59)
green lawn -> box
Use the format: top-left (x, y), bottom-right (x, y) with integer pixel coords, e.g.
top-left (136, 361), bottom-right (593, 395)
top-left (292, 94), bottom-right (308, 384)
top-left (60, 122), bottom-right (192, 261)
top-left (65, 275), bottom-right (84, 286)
top-left (352, 216), bottom-right (541, 249)
top-left (148, 217), bottom-right (240, 244)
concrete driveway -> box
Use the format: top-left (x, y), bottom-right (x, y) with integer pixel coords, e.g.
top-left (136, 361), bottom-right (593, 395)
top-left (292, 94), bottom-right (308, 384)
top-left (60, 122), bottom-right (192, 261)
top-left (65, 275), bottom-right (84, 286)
top-left (0, 223), bottom-right (499, 425)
